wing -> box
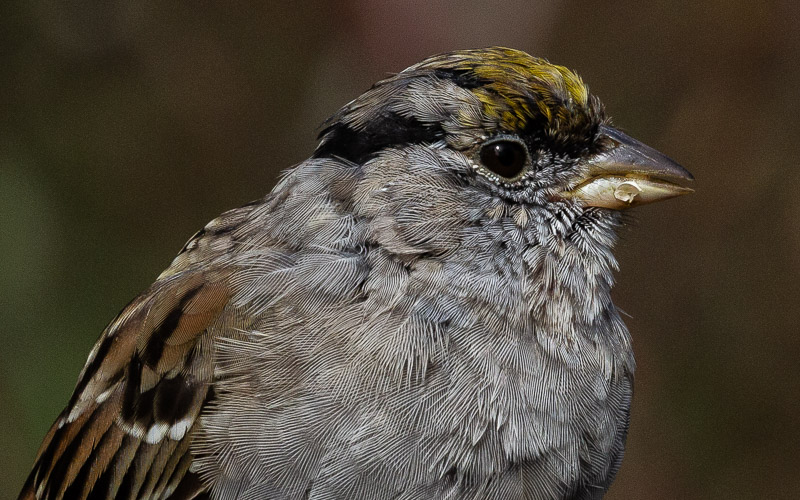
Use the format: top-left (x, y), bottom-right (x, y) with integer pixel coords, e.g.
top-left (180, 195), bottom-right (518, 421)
top-left (18, 205), bottom-right (257, 500)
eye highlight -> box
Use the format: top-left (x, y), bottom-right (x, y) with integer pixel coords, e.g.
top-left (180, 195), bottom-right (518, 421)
top-left (478, 138), bottom-right (529, 180)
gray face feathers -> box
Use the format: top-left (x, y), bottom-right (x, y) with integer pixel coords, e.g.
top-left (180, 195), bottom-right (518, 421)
top-left (19, 47), bottom-right (692, 500)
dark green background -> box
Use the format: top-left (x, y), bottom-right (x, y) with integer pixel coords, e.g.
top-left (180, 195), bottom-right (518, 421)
top-left (2, 1), bottom-right (798, 498)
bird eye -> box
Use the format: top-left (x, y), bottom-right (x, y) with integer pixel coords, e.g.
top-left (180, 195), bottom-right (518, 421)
top-left (479, 139), bottom-right (528, 179)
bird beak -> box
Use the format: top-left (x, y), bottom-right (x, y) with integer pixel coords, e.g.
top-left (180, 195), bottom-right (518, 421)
top-left (560, 125), bottom-right (694, 210)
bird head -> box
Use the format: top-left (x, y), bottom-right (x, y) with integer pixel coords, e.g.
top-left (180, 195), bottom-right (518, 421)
top-left (311, 47), bottom-right (692, 259)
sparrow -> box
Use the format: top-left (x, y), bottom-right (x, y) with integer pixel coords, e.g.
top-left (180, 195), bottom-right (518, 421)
top-left (19, 47), bottom-right (693, 500)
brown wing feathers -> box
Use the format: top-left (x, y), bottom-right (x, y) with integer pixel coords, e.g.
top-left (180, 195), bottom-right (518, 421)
top-left (19, 269), bottom-right (232, 500)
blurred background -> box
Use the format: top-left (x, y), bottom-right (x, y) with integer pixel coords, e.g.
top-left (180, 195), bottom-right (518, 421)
top-left (1, 1), bottom-right (798, 498)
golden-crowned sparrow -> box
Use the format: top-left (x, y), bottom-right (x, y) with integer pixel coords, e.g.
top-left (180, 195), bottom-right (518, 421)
top-left (19, 47), bottom-right (692, 500)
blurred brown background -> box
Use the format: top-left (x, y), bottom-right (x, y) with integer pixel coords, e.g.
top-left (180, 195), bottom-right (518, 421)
top-left (2, 1), bottom-right (799, 498)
